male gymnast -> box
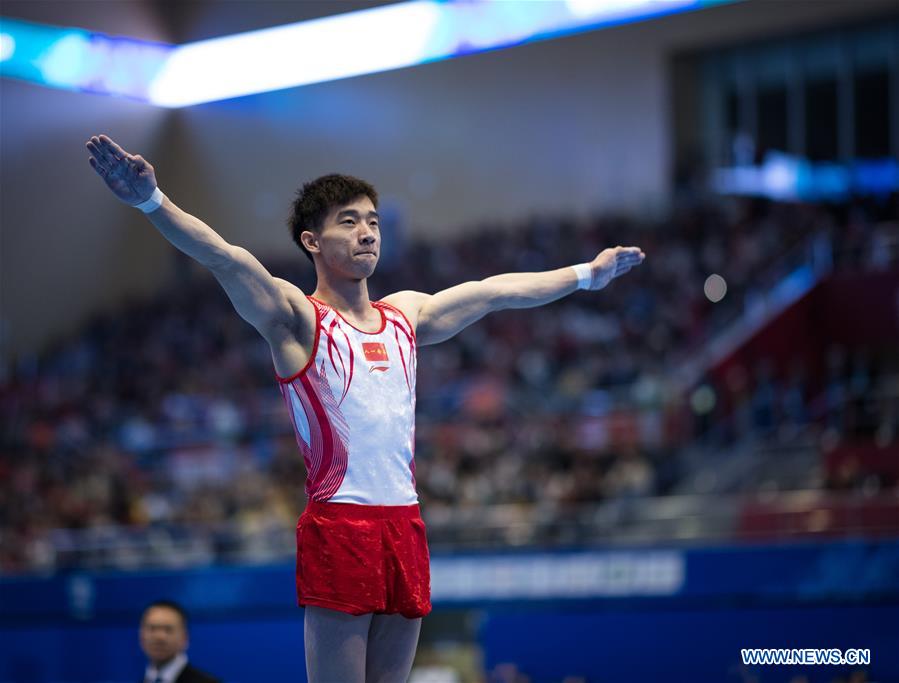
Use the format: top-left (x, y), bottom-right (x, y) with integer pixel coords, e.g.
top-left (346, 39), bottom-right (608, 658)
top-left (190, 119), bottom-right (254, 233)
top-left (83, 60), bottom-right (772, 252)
top-left (86, 133), bottom-right (645, 682)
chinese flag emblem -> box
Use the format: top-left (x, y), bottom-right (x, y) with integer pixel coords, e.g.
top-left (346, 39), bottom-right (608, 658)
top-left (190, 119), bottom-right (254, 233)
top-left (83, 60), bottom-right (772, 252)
top-left (362, 342), bottom-right (389, 362)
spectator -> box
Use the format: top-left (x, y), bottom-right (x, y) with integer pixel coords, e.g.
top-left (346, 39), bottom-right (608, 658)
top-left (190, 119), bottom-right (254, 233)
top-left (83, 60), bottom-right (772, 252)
top-left (139, 600), bottom-right (220, 683)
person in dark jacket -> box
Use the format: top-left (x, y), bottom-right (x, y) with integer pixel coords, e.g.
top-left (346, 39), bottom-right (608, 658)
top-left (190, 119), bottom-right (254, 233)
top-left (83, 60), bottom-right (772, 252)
top-left (139, 600), bottom-right (220, 683)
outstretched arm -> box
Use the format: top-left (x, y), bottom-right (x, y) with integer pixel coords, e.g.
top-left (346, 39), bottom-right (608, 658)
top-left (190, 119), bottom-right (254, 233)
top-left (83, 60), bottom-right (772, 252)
top-left (383, 246), bottom-right (645, 346)
top-left (85, 134), bottom-right (311, 340)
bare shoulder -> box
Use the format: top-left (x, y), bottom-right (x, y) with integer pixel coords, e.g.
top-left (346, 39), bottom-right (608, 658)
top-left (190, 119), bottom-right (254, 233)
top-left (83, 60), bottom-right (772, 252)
top-left (380, 290), bottom-right (430, 330)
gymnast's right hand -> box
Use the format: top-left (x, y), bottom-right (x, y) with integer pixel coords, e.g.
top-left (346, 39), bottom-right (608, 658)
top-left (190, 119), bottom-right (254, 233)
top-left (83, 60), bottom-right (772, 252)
top-left (85, 134), bottom-right (158, 206)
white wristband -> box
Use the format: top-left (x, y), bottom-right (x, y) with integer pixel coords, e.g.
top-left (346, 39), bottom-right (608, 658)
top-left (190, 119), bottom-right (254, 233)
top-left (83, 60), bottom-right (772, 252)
top-left (571, 263), bottom-right (593, 290)
top-left (133, 187), bottom-right (165, 213)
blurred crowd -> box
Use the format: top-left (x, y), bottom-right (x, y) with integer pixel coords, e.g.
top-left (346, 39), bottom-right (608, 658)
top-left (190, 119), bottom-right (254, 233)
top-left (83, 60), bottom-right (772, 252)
top-left (1, 195), bottom-right (897, 572)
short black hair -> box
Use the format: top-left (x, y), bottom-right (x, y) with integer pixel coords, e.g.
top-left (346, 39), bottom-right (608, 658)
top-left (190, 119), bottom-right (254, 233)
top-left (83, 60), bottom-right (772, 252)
top-left (287, 174), bottom-right (379, 263)
top-left (142, 599), bottom-right (189, 630)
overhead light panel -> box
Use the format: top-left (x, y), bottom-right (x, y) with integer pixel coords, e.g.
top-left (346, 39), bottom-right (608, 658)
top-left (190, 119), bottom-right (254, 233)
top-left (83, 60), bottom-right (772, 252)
top-left (1, 1), bottom-right (737, 107)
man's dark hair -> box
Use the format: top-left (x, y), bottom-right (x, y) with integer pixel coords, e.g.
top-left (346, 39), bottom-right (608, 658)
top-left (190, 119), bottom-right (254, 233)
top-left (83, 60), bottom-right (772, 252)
top-left (142, 599), bottom-right (189, 630)
top-left (287, 174), bottom-right (379, 264)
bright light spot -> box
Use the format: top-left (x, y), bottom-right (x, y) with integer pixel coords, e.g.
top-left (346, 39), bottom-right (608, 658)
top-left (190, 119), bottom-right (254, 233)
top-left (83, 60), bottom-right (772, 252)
top-left (761, 151), bottom-right (800, 200)
top-left (37, 33), bottom-right (91, 86)
top-left (567, 0), bottom-right (648, 18)
top-left (566, 0), bottom-right (692, 20)
top-left (0, 32), bottom-right (15, 62)
top-left (690, 385), bottom-right (716, 415)
top-left (149, 1), bottom-right (442, 107)
top-left (704, 273), bottom-right (727, 303)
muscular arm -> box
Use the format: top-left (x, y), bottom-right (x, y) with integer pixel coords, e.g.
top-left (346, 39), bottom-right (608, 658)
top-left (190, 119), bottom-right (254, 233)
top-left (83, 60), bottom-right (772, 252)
top-left (149, 198), bottom-right (299, 335)
top-left (86, 134), bottom-right (311, 340)
top-left (383, 247), bottom-right (645, 346)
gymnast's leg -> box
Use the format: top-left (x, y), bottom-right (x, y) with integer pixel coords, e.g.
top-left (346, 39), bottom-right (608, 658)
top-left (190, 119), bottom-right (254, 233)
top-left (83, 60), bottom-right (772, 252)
top-left (365, 613), bottom-right (422, 683)
top-left (304, 605), bottom-right (372, 683)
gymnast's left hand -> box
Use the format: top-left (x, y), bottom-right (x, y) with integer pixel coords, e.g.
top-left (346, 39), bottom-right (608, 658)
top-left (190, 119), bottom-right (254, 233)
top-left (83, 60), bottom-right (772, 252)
top-left (587, 246), bottom-right (646, 290)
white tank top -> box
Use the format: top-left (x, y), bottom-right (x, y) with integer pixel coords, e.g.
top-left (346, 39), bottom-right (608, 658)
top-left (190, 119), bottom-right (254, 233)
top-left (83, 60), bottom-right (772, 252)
top-left (276, 295), bottom-right (418, 505)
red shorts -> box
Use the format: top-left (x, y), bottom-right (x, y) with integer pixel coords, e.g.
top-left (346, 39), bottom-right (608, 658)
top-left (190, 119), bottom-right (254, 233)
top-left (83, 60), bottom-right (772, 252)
top-left (295, 500), bottom-right (432, 619)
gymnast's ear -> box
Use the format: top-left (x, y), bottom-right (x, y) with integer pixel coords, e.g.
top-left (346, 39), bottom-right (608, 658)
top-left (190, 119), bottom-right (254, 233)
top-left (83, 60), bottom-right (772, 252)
top-left (301, 229), bottom-right (320, 255)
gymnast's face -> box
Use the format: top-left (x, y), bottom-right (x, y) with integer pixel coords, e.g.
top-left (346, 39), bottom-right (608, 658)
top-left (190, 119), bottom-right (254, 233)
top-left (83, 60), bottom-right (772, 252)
top-left (306, 195), bottom-right (381, 279)
top-left (139, 606), bottom-right (188, 667)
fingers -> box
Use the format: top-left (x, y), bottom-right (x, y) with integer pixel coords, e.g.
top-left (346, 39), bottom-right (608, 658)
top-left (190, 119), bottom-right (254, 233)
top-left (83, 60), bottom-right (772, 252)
top-left (85, 137), bottom-right (101, 159)
top-left (617, 254), bottom-right (644, 268)
top-left (87, 134), bottom-right (129, 169)
top-left (88, 156), bottom-right (107, 177)
top-left (612, 246), bottom-right (645, 278)
top-left (86, 135), bottom-right (140, 185)
top-left (96, 136), bottom-right (122, 166)
top-left (86, 140), bottom-right (112, 175)
top-left (610, 246), bottom-right (644, 260)
top-left (98, 134), bottom-right (128, 160)
top-left (87, 136), bottom-right (117, 168)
